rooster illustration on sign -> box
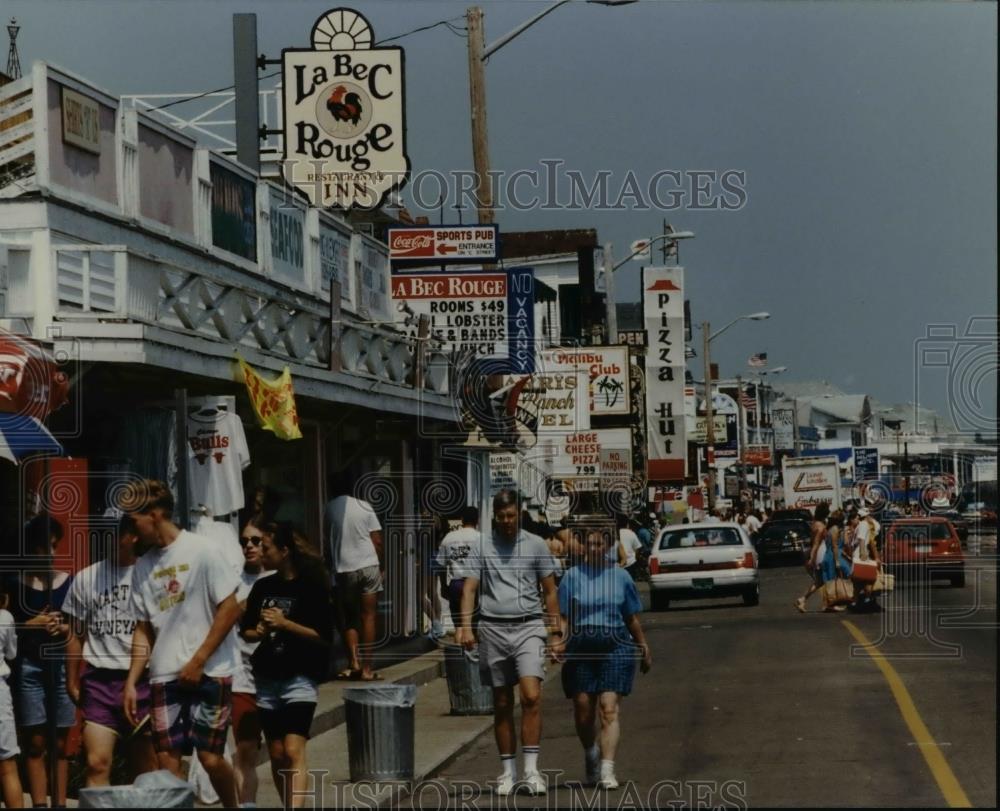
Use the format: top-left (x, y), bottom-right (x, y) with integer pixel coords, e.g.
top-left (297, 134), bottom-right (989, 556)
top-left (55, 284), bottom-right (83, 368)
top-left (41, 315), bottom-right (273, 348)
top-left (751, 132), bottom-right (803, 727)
top-left (326, 85), bottom-right (363, 126)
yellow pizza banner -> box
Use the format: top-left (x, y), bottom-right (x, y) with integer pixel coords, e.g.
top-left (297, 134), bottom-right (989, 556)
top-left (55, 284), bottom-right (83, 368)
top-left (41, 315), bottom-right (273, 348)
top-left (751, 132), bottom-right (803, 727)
top-left (236, 356), bottom-right (303, 441)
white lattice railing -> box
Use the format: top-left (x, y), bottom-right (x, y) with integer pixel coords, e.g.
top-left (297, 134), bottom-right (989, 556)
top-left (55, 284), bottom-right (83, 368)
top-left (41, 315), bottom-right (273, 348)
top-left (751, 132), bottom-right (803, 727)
top-left (48, 245), bottom-right (449, 394)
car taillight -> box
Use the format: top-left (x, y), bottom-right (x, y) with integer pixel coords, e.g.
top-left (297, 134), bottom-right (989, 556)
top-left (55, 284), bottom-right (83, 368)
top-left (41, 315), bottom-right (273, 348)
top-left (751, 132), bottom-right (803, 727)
top-left (739, 552), bottom-right (755, 568)
top-left (649, 557), bottom-right (660, 574)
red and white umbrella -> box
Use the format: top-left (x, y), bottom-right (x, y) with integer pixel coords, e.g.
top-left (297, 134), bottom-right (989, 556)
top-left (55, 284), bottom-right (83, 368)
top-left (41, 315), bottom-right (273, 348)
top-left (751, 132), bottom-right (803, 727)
top-left (0, 329), bottom-right (69, 463)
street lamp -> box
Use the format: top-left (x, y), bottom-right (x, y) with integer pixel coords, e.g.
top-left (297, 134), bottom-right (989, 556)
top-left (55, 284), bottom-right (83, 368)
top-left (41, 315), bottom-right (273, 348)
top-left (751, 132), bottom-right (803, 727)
top-left (467, 1), bottom-right (637, 225)
top-left (604, 229), bottom-right (696, 343)
top-left (701, 313), bottom-right (771, 512)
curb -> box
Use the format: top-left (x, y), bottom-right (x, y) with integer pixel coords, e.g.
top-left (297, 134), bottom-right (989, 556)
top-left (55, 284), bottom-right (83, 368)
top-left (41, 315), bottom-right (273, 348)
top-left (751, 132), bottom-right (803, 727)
top-left (252, 649), bottom-right (446, 768)
top-left (375, 663), bottom-right (565, 808)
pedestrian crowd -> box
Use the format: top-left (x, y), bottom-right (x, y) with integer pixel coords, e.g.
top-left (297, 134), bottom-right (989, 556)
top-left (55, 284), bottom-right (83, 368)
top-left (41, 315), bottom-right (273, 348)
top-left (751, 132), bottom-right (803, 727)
top-left (0, 476), bottom-right (663, 806)
top-left (0, 474), bottom-right (388, 809)
top-left (795, 502), bottom-right (886, 614)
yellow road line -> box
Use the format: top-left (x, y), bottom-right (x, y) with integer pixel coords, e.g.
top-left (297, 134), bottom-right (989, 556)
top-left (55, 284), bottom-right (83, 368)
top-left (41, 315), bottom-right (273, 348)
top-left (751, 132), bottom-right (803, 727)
top-left (842, 620), bottom-right (972, 808)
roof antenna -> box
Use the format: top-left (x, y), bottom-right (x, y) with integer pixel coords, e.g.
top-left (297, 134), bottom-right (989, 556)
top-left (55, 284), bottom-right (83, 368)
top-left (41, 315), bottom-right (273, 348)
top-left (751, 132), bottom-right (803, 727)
top-left (6, 18), bottom-right (21, 80)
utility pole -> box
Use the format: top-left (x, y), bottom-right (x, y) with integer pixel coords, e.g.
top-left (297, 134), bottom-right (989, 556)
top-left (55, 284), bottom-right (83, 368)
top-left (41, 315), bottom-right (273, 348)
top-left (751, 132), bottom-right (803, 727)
top-left (232, 14), bottom-right (261, 173)
top-left (466, 7), bottom-right (494, 225)
top-left (703, 321), bottom-right (716, 512)
top-left (792, 397), bottom-right (801, 456)
top-left (736, 374), bottom-right (747, 509)
top-left (603, 242), bottom-right (617, 345)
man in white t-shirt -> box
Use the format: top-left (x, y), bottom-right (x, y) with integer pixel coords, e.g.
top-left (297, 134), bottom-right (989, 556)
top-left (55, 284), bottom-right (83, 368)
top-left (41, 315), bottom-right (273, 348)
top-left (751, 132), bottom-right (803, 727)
top-left (618, 523), bottom-right (645, 581)
top-left (436, 506), bottom-right (481, 629)
top-left (853, 509), bottom-right (881, 561)
top-left (64, 511), bottom-right (157, 787)
top-left (325, 484), bottom-right (384, 681)
top-left (744, 511), bottom-right (762, 536)
top-left (119, 479), bottom-right (241, 808)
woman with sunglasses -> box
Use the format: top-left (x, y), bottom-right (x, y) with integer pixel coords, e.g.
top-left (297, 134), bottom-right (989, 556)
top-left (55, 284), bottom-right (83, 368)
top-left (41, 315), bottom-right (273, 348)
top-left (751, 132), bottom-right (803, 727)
top-left (241, 523), bottom-right (331, 809)
top-left (231, 516), bottom-right (275, 808)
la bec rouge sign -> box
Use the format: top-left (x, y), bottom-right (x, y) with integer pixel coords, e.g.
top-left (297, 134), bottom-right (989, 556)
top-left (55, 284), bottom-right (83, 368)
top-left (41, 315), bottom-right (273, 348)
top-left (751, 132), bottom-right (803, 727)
top-left (282, 8), bottom-right (410, 210)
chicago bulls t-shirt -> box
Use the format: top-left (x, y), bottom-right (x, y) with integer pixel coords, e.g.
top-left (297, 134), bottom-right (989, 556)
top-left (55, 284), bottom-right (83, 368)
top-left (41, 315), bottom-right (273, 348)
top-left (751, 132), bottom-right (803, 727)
top-left (186, 405), bottom-right (250, 516)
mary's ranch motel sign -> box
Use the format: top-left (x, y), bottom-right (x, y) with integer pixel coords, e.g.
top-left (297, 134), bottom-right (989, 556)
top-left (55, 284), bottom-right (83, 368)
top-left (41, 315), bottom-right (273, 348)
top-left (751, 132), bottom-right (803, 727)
top-left (282, 8), bottom-right (410, 210)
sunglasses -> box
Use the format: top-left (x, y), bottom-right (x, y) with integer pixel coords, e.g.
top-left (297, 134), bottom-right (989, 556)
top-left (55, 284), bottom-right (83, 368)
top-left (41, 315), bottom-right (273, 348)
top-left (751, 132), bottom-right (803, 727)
top-left (240, 536), bottom-right (263, 548)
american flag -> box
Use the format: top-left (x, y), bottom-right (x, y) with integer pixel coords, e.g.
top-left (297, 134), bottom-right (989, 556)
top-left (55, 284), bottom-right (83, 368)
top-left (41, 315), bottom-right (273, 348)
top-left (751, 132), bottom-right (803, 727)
top-left (740, 390), bottom-right (756, 410)
top-left (748, 352), bottom-right (767, 368)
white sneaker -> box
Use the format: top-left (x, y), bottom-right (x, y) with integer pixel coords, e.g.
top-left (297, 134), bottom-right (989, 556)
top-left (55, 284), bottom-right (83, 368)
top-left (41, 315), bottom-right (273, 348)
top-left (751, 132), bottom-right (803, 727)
top-left (599, 765), bottom-right (619, 790)
top-left (494, 773), bottom-right (516, 796)
top-left (522, 771), bottom-right (547, 795)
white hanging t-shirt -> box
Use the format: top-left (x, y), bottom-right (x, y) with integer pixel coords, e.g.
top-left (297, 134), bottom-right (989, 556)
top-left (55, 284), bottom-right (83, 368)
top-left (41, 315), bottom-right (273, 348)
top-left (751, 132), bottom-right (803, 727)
top-left (130, 530), bottom-right (240, 684)
top-left (186, 404), bottom-right (250, 516)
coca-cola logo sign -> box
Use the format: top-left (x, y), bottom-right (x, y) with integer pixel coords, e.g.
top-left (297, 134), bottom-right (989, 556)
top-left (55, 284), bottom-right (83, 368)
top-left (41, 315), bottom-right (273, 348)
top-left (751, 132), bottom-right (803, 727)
top-left (390, 231), bottom-right (434, 256)
top-left (387, 224), bottom-right (499, 265)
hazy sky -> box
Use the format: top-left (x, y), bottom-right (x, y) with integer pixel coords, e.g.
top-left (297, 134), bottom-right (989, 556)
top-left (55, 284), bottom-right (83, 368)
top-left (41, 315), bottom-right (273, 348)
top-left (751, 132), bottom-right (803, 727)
top-left (7, 0), bottom-right (997, 425)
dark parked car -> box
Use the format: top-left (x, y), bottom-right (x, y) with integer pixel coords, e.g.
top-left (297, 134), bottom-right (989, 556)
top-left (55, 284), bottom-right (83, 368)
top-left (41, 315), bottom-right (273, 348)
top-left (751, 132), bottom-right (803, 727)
top-left (755, 520), bottom-right (813, 566)
top-left (768, 508), bottom-right (813, 523)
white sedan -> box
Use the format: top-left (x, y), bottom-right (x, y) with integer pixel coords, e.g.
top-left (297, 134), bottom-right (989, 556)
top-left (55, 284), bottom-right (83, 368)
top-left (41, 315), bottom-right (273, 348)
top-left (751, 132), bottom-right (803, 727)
top-left (648, 522), bottom-right (760, 610)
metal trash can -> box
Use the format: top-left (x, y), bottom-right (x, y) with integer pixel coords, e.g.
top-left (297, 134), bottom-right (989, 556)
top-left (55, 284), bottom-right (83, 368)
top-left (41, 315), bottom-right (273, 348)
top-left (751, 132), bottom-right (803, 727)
top-left (78, 769), bottom-right (194, 808)
top-left (443, 644), bottom-right (493, 715)
top-left (343, 684), bottom-right (416, 781)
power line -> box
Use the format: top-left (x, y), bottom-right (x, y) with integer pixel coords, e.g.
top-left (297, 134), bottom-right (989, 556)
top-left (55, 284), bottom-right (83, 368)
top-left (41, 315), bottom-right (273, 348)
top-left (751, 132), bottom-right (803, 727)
top-left (142, 16), bottom-right (467, 113)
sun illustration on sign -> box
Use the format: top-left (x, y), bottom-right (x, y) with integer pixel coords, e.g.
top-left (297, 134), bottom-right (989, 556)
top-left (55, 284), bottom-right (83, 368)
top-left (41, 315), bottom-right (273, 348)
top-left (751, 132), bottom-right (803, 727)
top-left (311, 8), bottom-right (374, 50)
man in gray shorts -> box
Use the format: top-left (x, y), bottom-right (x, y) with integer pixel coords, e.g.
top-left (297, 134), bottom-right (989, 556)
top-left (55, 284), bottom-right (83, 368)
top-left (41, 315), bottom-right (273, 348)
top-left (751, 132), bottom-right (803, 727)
top-left (456, 490), bottom-right (559, 796)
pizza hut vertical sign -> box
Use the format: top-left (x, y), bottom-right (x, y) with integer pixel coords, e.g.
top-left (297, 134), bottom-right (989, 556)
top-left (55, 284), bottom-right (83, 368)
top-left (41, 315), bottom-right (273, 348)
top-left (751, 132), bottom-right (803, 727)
top-left (643, 267), bottom-right (687, 481)
top-left (282, 9), bottom-right (410, 210)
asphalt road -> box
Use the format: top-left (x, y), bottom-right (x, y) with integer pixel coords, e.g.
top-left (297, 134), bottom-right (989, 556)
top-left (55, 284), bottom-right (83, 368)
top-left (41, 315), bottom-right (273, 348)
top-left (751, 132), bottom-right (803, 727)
top-left (404, 533), bottom-right (997, 809)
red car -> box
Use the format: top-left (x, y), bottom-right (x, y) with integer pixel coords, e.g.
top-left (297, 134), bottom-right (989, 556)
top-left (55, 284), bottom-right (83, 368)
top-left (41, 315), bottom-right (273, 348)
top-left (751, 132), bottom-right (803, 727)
top-left (883, 517), bottom-right (965, 587)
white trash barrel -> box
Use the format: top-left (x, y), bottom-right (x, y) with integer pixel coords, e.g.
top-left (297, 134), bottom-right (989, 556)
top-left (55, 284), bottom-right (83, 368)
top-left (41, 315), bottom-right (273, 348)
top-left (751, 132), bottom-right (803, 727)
top-left (78, 769), bottom-right (194, 808)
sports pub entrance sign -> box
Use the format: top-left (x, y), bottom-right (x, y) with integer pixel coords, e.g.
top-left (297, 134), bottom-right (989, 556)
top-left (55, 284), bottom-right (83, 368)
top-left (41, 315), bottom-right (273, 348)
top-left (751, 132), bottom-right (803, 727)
top-left (281, 8), bottom-right (410, 210)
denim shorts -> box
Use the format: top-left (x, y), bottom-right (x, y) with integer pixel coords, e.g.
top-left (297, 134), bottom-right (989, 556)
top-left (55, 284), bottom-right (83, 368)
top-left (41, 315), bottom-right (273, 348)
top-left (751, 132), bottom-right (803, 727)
top-left (254, 674), bottom-right (318, 711)
top-left (14, 658), bottom-right (77, 729)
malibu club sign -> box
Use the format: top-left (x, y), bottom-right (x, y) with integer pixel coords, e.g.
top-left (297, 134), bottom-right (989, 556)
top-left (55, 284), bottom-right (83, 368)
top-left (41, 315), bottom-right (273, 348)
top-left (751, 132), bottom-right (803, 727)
top-left (281, 8), bottom-right (410, 210)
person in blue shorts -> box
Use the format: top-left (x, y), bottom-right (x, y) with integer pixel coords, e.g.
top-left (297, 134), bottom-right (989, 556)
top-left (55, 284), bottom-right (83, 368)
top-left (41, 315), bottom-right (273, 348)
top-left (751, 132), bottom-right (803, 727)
top-left (552, 525), bottom-right (652, 791)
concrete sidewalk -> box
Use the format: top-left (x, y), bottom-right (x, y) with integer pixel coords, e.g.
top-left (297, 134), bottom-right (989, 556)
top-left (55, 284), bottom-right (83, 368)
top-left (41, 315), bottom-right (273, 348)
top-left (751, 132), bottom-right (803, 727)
top-left (248, 644), bottom-right (542, 809)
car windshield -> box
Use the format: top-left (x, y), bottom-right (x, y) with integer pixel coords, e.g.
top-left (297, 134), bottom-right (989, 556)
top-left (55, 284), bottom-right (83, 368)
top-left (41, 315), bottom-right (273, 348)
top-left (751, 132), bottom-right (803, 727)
top-left (892, 523), bottom-right (952, 542)
top-left (660, 528), bottom-right (742, 549)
